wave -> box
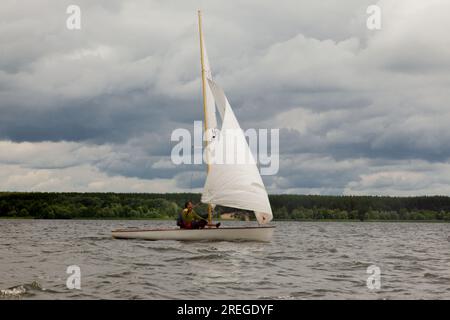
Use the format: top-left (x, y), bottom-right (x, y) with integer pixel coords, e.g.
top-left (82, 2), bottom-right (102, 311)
top-left (164, 253), bottom-right (225, 262)
top-left (0, 281), bottom-right (43, 298)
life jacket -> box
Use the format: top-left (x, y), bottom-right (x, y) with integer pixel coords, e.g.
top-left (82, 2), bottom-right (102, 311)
top-left (178, 209), bottom-right (193, 228)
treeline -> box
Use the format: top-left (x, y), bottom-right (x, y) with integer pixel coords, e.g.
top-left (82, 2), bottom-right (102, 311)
top-left (270, 194), bottom-right (450, 221)
top-left (1, 192), bottom-right (450, 221)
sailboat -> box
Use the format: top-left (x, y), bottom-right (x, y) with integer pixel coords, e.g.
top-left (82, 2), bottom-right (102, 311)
top-left (111, 11), bottom-right (274, 242)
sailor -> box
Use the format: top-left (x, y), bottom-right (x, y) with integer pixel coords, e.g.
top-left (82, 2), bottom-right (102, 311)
top-left (178, 201), bottom-right (220, 229)
top-left (178, 201), bottom-right (207, 229)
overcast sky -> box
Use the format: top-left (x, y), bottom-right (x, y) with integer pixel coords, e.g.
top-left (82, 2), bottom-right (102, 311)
top-left (1, 0), bottom-right (450, 195)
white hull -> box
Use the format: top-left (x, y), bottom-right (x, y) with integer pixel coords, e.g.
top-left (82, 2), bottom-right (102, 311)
top-left (112, 226), bottom-right (275, 242)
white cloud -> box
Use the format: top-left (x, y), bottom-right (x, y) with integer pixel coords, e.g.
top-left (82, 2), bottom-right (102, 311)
top-left (0, 140), bottom-right (111, 168)
top-left (0, 163), bottom-right (182, 193)
top-left (344, 161), bottom-right (450, 196)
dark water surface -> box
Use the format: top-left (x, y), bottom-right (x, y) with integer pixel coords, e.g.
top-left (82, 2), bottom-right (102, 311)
top-left (1, 219), bottom-right (450, 299)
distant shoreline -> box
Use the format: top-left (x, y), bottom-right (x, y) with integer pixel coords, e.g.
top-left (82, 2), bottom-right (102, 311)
top-left (1, 217), bottom-right (449, 223)
top-left (2, 192), bottom-right (450, 221)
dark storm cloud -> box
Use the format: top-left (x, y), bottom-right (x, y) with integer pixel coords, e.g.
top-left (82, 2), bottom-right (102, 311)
top-left (0, 0), bottom-right (377, 144)
top-left (0, 91), bottom-right (189, 145)
top-left (174, 170), bottom-right (207, 189)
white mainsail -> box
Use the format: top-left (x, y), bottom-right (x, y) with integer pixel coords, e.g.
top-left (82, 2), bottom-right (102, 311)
top-left (201, 79), bottom-right (273, 225)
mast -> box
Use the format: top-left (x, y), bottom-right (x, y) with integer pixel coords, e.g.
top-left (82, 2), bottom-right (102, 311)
top-left (198, 10), bottom-right (213, 226)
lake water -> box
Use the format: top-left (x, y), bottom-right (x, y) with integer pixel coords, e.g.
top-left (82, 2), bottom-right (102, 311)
top-left (1, 219), bottom-right (450, 299)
